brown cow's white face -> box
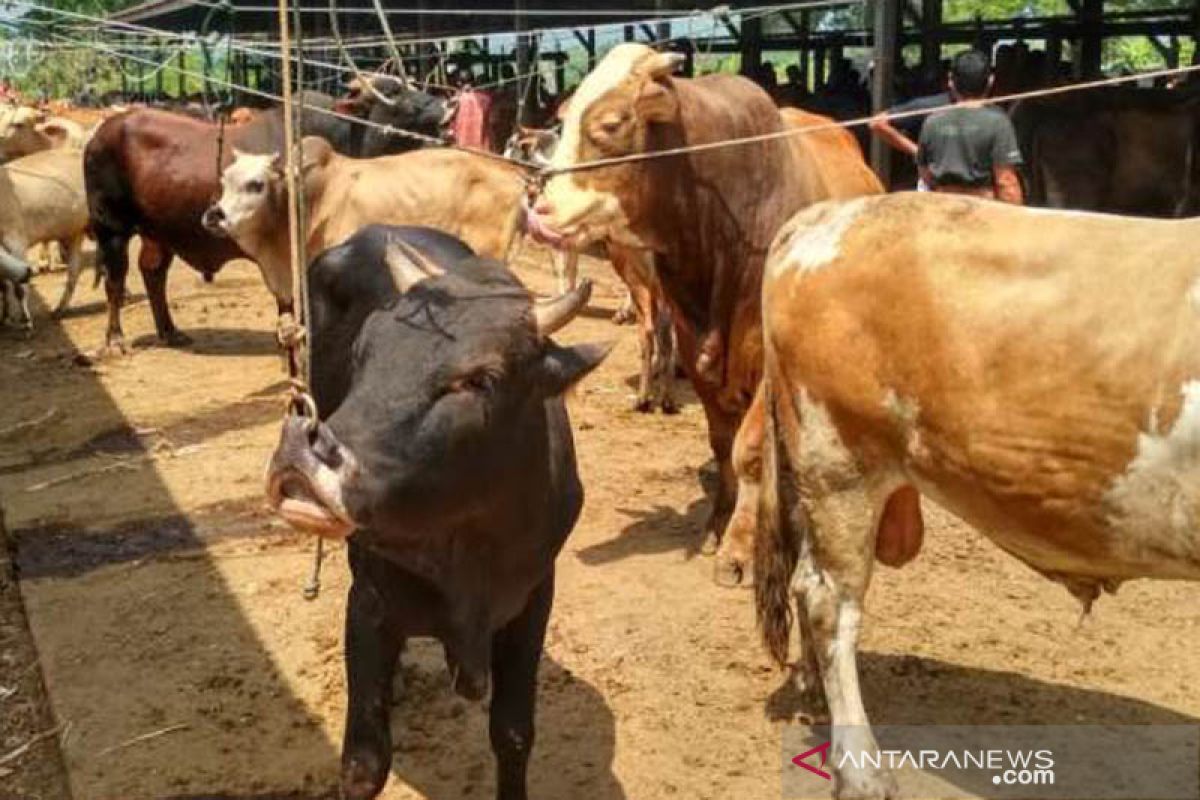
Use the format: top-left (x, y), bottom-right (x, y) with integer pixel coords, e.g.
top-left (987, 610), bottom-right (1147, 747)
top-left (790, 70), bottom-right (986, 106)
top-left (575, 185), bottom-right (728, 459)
top-left (212, 149), bottom-right (282, 244)
top-left (533, 44), bottom-right (683, 249)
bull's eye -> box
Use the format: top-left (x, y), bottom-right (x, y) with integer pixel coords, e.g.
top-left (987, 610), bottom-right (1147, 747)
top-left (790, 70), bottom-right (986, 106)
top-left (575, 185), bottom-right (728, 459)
top-left (594, 112), bottom-right (629, 138)
top-left (245, 180), bottom-right (265, 194)
top-left (447, 369), bottom-right (497, 396)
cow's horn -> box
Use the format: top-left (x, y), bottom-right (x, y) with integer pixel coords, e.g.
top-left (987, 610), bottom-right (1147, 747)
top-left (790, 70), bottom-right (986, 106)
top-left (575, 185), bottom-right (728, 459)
top-left (643, 51), bottom-right (685, 79)
top-left (384, 238), bottom-right (441, 293)
top-left (534, 279), bottom-right (593, 337)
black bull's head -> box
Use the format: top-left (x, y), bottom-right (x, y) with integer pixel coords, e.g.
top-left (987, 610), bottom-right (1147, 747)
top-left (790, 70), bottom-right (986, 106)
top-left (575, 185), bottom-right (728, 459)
top-left (266, 227), bottom-right (609, 549)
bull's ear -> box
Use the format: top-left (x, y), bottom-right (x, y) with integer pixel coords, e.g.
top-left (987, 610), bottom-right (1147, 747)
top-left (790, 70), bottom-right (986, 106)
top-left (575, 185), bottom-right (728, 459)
top-left (300, 135), bottom-right (333, 172)
top-left (635, 80), bottom-right (677, 123)
top-left (35, 122), bottom-right (68, 145)
top-left (539, 341), bottom-right (614, 397)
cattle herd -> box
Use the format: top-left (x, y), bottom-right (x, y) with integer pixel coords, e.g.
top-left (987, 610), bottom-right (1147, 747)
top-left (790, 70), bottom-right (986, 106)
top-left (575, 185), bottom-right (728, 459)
top-left (3, 40), bottom-right (1200, 800)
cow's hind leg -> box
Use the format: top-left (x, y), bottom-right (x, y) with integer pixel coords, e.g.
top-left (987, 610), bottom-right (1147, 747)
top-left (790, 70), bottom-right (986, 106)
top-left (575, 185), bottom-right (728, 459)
top-left (342, 543), bottom-right (405, 800)
top-left (51, 235), bottom-right (85, 318)
top-left (489, 572), bottom-right (554, 800)
top-left (715, 381), bottom-right (765, 586)
top-left (138, 239), bottom-right (191, 347)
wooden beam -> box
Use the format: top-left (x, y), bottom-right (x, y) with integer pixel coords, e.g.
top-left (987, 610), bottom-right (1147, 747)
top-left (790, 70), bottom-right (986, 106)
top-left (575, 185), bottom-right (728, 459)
top-left (781, 11), bottom-right (804, 34)
top-left (640, 24), bottom-right (657, 42)
top-left (871, 0), bottom-right (901, 181)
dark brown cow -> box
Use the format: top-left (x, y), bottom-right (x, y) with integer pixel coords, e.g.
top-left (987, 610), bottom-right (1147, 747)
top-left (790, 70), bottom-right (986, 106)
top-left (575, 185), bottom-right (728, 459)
top-left (529, 44), bottom-right (882, 581)
top-left (1011, 85), bottom-right (1200, 217)
top-left (84, 99), bottom-right (355, 352)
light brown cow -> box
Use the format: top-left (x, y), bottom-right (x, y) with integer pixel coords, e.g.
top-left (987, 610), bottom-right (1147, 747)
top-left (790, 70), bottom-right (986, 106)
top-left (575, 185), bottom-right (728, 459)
top-left (756, 191), bottom-right (1200, 797)
top-left (0, 106), bottom-right (87, 162)
top-left (203, 136), bottom-right (528, 340)
top-left (528, 43), bottom-right (881, 579)
top-left (4, 148), bottom-right (92, 316)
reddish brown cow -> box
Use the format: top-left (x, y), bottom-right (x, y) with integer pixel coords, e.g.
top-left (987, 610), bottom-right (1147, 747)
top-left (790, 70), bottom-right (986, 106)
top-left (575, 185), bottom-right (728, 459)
top-left (84, 105), bottom-right (353, 352)
top-left (530, 44), bottom-right (882, 581)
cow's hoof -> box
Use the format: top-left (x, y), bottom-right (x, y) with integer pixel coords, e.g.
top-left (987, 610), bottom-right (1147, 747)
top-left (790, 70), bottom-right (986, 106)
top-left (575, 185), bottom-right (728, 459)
top-left (700, 528), bottom-right (720, 556)
top-left (713, 554), bottom-right (752, 588)
top-left (161, 330), bottom-right (193, 348)
top-left (99, 337), bottom-right (130, 358)
top-left (341, 753), bottom-right (391, 800)
top-left (611, 306), bottom-right (636, 326)
top-left (660, 397), bottom-right (680, 415)
top-left (834, 765), bottom-right (897, 800)
top-left (632, 396), bottom-right (653, 414)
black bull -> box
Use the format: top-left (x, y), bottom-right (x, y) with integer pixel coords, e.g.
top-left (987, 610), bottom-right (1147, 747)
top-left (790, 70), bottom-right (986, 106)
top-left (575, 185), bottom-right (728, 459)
top-left (265, 225), bottom-right (608, 800)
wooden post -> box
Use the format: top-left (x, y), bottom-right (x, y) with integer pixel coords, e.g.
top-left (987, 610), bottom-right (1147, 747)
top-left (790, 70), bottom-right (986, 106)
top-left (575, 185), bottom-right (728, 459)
top-left (1077, 0), bottom-right (1103, 79)
top-left (799, 10), bottom-right (811, 90)
top-left (585, 29), bottom-right (596, 71)
top-left (741, 15), bottom-right (763, 77)
top-left (178, 49), bottom-right (186, 98)
top-left (921, 0), bottom-right (941, 72)
top-left (276, 0), bottom-right (305, 378)
top-left (814, 45), bottom-right (827, 90)
top-left (871, 0), bottom-right (901, 181)
top-left (155, 44), bottom-right (165, 99)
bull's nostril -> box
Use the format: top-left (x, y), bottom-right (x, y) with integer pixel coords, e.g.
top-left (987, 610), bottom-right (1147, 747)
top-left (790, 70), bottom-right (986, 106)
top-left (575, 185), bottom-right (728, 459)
top-left (310, 423), bottom-right (345, 470)
top-left (534, 199), bottom-right (553, 216)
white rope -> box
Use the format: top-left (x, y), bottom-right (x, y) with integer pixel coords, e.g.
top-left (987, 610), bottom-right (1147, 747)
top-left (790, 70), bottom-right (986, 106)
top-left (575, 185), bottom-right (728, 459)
top-left (543, 62), bottom-right (1200, 178)
top-left (34, 4), bottom-right (1200, 183)
top-left (47, 28), bottom-right (543, 170)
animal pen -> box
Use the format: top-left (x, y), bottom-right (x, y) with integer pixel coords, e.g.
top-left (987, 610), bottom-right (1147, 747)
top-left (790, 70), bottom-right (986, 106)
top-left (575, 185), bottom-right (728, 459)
top-left (0, 1), bottom-right (1198, 799)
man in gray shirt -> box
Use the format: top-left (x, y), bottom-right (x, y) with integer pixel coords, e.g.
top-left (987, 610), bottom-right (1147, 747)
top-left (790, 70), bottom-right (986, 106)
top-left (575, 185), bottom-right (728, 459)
top-left (918, 50), bottom-right (1024, 204)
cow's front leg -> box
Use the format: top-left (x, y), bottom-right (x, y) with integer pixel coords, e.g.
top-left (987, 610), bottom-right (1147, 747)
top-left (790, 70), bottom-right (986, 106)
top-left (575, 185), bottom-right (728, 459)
top-left (489, 573), bottom-right (554, 800)
top-left (342, 545), bottom-right (405, 800)
top-left (800, 487), bottom-right (894, 800)
top-left (138, 239), bottom-right (191, 347)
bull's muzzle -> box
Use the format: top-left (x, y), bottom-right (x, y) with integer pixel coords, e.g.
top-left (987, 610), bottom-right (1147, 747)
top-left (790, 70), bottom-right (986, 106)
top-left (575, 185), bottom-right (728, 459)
top-left (201, 205), bottom-right (228, 237)
top-left (266, 415), bottom-right (358, 539)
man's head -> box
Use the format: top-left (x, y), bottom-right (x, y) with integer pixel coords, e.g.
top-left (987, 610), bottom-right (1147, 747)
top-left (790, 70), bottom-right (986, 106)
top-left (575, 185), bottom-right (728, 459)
top-left (949, 49), bottom-right (992, 100)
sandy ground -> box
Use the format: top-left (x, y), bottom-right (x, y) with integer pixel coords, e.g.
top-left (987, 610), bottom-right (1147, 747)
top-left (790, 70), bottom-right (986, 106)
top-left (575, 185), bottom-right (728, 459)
top-left (2, 245), bottom-right (1200, 800)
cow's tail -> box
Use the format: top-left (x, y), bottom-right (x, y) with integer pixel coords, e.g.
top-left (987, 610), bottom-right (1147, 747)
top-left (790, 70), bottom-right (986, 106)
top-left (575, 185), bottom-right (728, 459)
top-left (754, 370), bottom-right (799, 667)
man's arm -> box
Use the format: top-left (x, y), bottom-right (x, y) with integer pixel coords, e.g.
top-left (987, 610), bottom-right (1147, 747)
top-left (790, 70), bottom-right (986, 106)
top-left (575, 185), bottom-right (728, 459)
top-left (993, 165), bottom-right (1024, 205)
top-left (869, 113), bottom-right (919, 158)
top-left (991, 115), bottom-right (1025, 205)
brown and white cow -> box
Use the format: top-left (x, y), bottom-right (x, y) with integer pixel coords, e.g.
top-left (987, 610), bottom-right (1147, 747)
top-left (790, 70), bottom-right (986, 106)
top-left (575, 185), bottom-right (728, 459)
top-left (755, 192), bottom-right (1200, 797)
top-left (528, 43), bottom-right (881, 578)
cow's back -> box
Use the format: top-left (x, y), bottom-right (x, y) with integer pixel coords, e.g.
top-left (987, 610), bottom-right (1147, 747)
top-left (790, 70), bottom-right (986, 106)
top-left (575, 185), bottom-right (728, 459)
top-left (5, 148), bottom-right (87, 243)
top-left (85, 109), bottom-right (245, 272)
top-left (765, 192), bottom-right (1200, 582)
top-left (781, 107), bottom-right (883, 201)
top-left (310, 148), bottom-right (526, 260)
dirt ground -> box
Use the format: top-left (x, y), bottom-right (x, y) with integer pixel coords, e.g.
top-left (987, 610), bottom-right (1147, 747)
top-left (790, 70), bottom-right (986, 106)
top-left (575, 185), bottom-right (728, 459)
top-left (2, 243), bottom-right (1200, 800)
